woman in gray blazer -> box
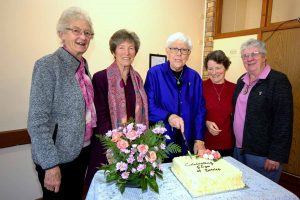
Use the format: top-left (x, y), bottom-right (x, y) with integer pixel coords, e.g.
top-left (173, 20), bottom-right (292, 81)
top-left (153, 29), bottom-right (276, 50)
top-left (27, 7), bottom-right (96, 200)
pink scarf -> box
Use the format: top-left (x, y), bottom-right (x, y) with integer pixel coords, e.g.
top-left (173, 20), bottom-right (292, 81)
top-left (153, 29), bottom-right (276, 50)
top-left (76, 59), bottom-right (97, 143)
top-left (107, 62), bottom-right (148, 129)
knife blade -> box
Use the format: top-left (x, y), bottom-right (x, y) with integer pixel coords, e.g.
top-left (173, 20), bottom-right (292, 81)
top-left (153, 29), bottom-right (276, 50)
top-left (181, 131), bottom-right (193, 159)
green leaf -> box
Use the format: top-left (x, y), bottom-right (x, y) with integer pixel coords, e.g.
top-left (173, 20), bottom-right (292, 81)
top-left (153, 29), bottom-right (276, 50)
top-left (156, 171), bottom-right (163, 179)
top-left (148, 178), bottom-right (159, 193)
top-left (165, 142), bottom-right (181, 155)
top-left (118, 182), bottom-right (125, 194)
top-left (140, 177), bottom-right (148, 192)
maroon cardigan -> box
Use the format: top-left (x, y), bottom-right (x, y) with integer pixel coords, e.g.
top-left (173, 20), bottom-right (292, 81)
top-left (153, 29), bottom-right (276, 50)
top-left (85, 69), bottom-right (136, 186)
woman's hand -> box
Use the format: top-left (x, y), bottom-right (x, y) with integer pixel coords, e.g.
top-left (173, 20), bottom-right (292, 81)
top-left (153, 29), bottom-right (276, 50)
top-left (264, 159), bottom-right (280, 171)
top-left (206, 120), bottom-right (222, 136)
top-left (44, 166), bottom-right (61, 193)
top-left (194, 140), bottom-right (206, 155)
top-left (168, 114), bottom-right (184, 133)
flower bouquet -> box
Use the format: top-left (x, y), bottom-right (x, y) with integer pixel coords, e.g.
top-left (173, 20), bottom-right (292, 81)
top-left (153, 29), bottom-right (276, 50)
top-left (99, 121), bottom-right (181, 194)
top-left (197, 149), bottom-right (221, 161)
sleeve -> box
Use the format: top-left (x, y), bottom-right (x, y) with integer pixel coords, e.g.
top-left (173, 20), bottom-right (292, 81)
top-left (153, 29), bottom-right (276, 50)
top-left (193, 75), bottom-right (207, 141)
top-left (269, 74), bottom-right (293, 163)
top-left (27, 60), bottom-right (59, 169)
top-left (144, 69), bottom-right (170, 123)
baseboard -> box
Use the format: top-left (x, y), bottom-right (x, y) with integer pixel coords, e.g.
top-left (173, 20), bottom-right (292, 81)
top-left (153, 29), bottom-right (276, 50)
top-left (0, 129), bottom-right (30, 148)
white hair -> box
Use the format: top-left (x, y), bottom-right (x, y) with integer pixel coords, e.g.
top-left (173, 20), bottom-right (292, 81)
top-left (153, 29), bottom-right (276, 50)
top-left (56, 7), bottom-right (93, 34)
top-left (166, 32), bottom-right (192, 50)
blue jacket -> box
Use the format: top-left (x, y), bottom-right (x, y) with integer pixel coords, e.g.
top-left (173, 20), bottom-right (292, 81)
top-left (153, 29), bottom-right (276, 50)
top-left (28, 48), bottom-right (89, 169)
top-left (144, 61), bottom-right (206, 154)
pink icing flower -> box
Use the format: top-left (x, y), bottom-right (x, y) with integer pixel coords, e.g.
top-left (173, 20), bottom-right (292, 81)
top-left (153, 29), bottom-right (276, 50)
top-left (112, 131), bottom-right (123, 142)
top-left (121, 171), bottom-right (130, 179)
top-left (212, 150), bottom-right (221, 160)
top-left (146, 151), bottom-right (157, 163)
top-left (150, 171), bottom-right (155, 176)
top-left (137, 144), bottom-right (149, 154)
top-left (125, 130), bottom-right (139, 140)
top-left (198, 149), bottom-right (221, 161)
top-left (117, 139), bottom-right (129, 151)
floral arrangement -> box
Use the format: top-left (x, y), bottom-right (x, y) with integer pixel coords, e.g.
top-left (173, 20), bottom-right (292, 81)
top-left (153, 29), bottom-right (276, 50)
top-left (197, 149), bottom-right (221, 161)
top-left (99, 121), bottom-right (181, 194)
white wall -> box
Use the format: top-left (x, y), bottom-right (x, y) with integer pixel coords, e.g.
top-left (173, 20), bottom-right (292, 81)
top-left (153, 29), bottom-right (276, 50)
top-left (0, 1), bottom-right (206, 199)
top-left (213, 34), bottom-right (257, 83)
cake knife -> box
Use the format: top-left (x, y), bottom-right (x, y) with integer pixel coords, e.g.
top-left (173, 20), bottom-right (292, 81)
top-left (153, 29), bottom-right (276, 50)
top-left (181, 131), bottom-right (193, 159)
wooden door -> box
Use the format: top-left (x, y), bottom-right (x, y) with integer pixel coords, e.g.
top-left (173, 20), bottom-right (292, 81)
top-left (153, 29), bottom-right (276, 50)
top-left (262, 28), bottom-right (300, 176)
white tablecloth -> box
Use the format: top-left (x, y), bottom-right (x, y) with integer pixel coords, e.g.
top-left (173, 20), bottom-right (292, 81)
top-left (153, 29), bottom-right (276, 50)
top-left (86, 157), bottom-right (299, 200)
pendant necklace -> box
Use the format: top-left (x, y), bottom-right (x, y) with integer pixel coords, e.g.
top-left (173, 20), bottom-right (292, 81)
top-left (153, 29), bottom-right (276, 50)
top-left (212, 82), bottom-right (225, 101)
top-left (174, 70), bottom-right (183, 86)
top-left (243, 75), bottom-right (256, 95)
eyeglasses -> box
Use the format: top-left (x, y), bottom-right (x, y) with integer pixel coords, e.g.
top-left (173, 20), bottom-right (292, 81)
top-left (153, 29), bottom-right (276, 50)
top-left (66, 28), bottom-right (94, 38)
top-left (241, 51), bottom-right (261, 60)
top-left (169, 47), bottom-right (191, 55)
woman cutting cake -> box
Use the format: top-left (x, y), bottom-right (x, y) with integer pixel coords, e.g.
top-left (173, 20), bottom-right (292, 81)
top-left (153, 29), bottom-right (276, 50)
top-left (144, 32), bottom-right (206, 161)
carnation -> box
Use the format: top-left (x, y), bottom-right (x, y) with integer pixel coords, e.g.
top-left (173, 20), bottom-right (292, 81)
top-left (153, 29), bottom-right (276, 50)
top-left (99, 120), bottom-right (181, 194)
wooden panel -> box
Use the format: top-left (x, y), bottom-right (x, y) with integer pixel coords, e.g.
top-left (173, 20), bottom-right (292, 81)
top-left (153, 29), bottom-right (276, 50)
top-left (262, 28), bottom-right (300, 176)
top-left (0, 129), bottom-right (30, 148)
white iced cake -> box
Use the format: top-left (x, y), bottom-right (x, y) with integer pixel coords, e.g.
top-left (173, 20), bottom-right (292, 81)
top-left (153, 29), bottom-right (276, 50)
top-left (171, 156), bottom-right (245, 196)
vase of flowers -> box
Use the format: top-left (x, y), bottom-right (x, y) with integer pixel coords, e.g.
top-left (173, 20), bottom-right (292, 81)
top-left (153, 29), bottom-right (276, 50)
top-left (99, 121), bottom-right (181, 194)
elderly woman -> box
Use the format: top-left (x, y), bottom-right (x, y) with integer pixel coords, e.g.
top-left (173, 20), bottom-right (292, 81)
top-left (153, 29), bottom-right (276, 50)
top-left (203, 50), bottom-right (236, 157)
top-left (85, 29), bottom-right (148, 186)
top-left (27, 7), bottom-right (95, 199)
top-left (233, 38), bottom-right (293, 182)
top-left (144, 32), bottom-right (206, 161)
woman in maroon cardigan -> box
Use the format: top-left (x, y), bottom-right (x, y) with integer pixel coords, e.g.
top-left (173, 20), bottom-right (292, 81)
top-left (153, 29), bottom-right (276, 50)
top-left (85, 29), bottom-right (148, 187)
top-left (203, 50), bottom-right (236, 156)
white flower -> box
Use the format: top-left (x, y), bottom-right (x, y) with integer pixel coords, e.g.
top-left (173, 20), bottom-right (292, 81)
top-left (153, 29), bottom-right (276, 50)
top-left (121, 172), bottom-right (130, 179)
top-left (160, 143), bottom-right (166, 150)
top-left (127, 123), bottom-right (134, 131)
top-left (203, 154), bottom-right (209, 159)
top-left (165, 135), bottom-right (171, 140)
top-left (208, 154), bottom-right (214, 160)
top-left (152, 162), bottom-right (157, 168)
top-left (150, 171), bottom-right (155, 176)
top-left (116, 162), bottom-right (128, 171)
top-left (131, 168), bottom-right (137, 173)
top-left (106, 130), bottom-right (113, 137)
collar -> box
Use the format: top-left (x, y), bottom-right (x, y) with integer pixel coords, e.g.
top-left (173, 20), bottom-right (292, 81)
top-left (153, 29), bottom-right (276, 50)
top-left (242, 64), bottom-right (271, 84)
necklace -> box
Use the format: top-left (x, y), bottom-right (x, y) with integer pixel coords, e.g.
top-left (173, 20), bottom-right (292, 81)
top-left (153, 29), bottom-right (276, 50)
top-left (243, 74), bottom-right (256, 95)
top-left (243, 84), bottom-right (251, 95)
top-left (212, 82), bottom-right (225, 101)
top-left (174, 70), bottom-right (183, 86)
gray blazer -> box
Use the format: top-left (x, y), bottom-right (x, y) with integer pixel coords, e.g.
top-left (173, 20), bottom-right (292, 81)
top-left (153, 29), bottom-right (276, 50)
top-left (28, 48), bottom-right (90, 169)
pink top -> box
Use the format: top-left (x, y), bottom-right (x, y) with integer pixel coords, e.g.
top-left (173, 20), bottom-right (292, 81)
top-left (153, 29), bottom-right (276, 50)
top-left (233, 65), bottom-right (271, 148)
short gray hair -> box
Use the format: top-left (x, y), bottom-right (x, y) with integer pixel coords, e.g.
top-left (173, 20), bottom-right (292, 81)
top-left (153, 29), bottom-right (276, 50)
top-left (56, 7), bottom-right (94, 34)
top-left (166, 32), bottom-right (192, 50)
top-left (109, 29), bottom-right (140, 54)
top-left (240, 38), bottom-right (267, 55)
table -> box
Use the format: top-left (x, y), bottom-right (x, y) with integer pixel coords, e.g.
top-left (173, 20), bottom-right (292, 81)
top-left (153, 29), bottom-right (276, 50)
top-left (86, 157), bottom-right (299, 200)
